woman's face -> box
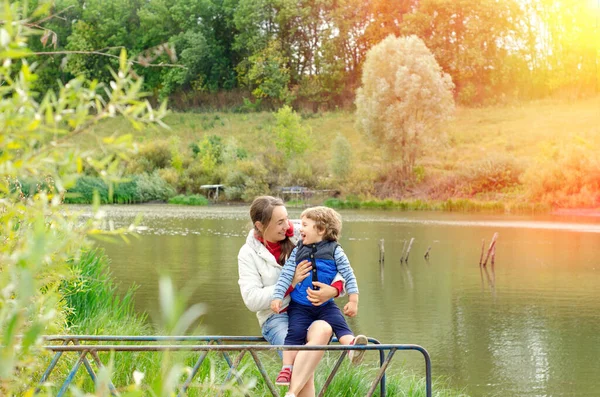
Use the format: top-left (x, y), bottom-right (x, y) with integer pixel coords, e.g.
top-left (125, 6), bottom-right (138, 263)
top-left (260, 205), bottom-right (289, 243)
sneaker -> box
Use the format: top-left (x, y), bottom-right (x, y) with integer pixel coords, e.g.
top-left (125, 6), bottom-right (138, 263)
top-left (348, 334), bottom-right (368, 365)
top-left (275, 367), bottom-right (292, 386)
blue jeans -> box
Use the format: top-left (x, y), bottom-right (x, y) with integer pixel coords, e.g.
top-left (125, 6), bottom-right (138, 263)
top-left (262, 313), bottom-right (289, 358)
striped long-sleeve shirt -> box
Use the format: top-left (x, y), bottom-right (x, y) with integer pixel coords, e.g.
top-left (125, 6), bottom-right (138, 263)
top-left (273, 241), bottom-right (358, 305)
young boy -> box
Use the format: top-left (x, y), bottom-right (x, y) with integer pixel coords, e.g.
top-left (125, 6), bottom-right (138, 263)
top-left (271, 206), bottom-right (368, 393)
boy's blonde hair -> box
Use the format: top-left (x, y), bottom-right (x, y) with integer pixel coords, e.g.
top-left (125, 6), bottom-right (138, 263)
top-left (301, 206), bottom-right (342, 241)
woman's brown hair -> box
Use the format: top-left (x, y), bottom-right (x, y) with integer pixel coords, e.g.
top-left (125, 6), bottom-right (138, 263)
top-left (250, 196), bottom-right (294, 265)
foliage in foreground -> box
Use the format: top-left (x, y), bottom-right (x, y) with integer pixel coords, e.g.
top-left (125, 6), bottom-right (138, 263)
top-left (0, 2), bottom-right (166, 394)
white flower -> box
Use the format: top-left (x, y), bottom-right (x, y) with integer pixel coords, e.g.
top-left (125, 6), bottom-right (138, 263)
top-left (133, 370), bottom-right (145, 386)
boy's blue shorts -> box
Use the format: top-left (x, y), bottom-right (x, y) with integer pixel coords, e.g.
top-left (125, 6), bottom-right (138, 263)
top-left (285, 301), bottom-right (353, 345)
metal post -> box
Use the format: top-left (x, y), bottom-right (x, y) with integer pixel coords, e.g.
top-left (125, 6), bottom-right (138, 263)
top-left (178, 341), bottom-right (214, 396)
top-left (57, 350), bottom-right (87, 397)
top-left (318, 352), bottom-right (347, 397)
top-left (366, 348), bottom-right (397, 397)
top-left (249, 350), bottom-right (280, 397)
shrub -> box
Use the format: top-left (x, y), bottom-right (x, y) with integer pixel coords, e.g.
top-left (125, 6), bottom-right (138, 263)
top-left (127, 140), bottom-right (172, 173)
top-left (64, 174), bottom-right (175, 204)
top-left (168, 194), bottom-right (210, 206)
top-left (460, 156), bottom-right (523, 196)
top-left (135, 172), bottom-right (177, 202)
top-left (522, 143), bottom-right (600, 207)
top-left (273, 106), bottom-right (312, 160)
top-left (64, 176), bottom-right (109, 204)
top-left (158, 167), bottom-right (180, 187)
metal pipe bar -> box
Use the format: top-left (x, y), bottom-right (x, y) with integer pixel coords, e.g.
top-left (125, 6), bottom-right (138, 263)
top-left (73, 341), bottom-right (98, 386)
top-left (318, 352), bottom-right (347, 397)
top-left (178, 341), bottom-right (215, 396)
top-left (44, 344), bottom-right (426, 352)
top-left (217, 350), bottom-right (247, 397)
top-left (40, 337), bottom-right (428, 397)
top-left (57, 351), bottom-right (87, 397)
top-left (36, 340), bottom-right (69, 394)
top-left (216, 339), bottom-right (234, 367)
top-left (378, 343), bottom-right (386, 397)
top-left (89, 350), bottom-right (120, 397)
top-left (43, 335), bottom-right (381, 344)
top-left (44, 335), bottom-right (269, 342)
top-left (422, 345), bottom-right (432, 397)
top-left (366, 348), bottom-right (397, 397)
top-left (249, 350), bottom-right (280, 397)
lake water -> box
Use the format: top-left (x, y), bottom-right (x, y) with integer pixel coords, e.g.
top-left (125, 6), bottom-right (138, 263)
top-left (83, 204), bottom-right (600, 397)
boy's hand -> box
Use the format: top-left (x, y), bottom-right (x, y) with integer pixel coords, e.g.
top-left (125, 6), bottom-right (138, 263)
top-left (271, 299), bottom-right (282, 313)
top-left (343, 301), bottom-right (358, 317)
top-left (292, 260), bottom-right (312, 287)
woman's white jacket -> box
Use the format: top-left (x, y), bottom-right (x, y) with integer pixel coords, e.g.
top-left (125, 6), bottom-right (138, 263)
top-left (238, 230), bottom-right (292, 327)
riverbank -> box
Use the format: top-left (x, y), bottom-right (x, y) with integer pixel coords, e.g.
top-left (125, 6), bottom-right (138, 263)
top-left (66, 96), bottom-right (600, 209)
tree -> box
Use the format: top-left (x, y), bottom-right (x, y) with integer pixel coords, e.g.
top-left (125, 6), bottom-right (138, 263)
top-left (400, 0), bottom-right (523, 104)
top-left (273, 105), bottom-right (311, 160)
top-left (355, 35), bottom-right (454, 182)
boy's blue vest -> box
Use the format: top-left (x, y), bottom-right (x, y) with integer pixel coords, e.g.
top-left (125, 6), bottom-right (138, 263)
top-left (291, 240), bottom-right (338, 306)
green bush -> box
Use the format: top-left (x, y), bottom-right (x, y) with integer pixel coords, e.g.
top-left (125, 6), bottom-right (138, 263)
top-left (127, 140), bottom-right (173, 173)
top-left (64, 174), bottom-right (175, 204)
top-left (64, 176), bottom-right (110, 204)
top-left (168, 194), bottom-right (210, 206)
top-left (135, 172), bottom-right (177, 202)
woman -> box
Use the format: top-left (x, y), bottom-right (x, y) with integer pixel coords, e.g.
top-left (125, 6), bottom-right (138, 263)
top-left (238, 196), bottom-right (344, 396)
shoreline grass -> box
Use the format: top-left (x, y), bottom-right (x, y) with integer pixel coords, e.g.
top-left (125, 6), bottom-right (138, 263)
top-left (324, 197), bottom-right (551, 214)
top-left (168, 194), bottom-right (210, 206)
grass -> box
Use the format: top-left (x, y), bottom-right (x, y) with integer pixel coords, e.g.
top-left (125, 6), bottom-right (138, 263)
top-left (43, 250), bottom-right (469, 396)
top-left (324, 197), bottom-right (550, 213)
top-left (78, 96), bottom-right (600, 209)
top-left (168, 194), bottom-right (210, 206)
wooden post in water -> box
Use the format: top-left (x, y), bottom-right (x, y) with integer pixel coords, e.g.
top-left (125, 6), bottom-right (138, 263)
top-left (482, 233), bottom-right (498, 268)
top-left (424, 246), bottom-right (431, 260)
top-left (405, 238), bottom-right (415, 263)
top-left (400, 240), bottom-right (408, 263)
top-left (379, 239), bottom-right (385, 264)
top-left (491, 245), bottom-right (496, 267)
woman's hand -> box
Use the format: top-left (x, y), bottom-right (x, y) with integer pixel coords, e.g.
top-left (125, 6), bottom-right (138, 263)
top-left (292, 260), bottom-right (312, 288)
top-left (307, 282), bottom-right (338, 306)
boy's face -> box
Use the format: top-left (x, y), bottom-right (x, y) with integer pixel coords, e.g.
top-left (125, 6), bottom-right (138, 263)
top-left (300, 216), bottom-right (324, 245)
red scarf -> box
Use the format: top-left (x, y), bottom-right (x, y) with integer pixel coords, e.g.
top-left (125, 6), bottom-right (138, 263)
top-left (254, 220), bottom-right (294, 264)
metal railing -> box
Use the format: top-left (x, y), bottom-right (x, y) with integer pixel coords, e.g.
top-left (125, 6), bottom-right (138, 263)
top-left (39, 335), bottom-right (431, 397)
